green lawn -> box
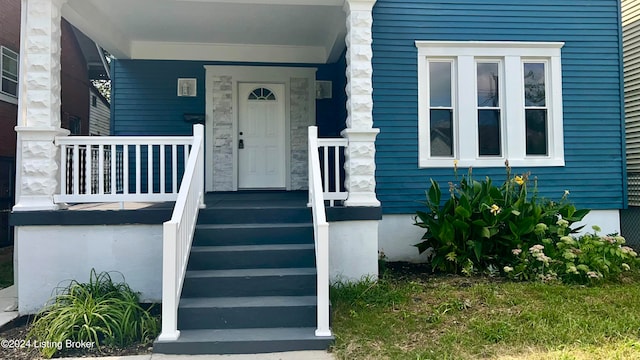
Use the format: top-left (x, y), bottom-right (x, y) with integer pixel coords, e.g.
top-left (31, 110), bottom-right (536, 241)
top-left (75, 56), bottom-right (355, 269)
top-left (330, 266), bottom-right (640, 360)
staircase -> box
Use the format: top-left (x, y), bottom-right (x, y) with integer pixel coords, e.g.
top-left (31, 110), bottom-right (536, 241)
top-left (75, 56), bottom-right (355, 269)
top-left (154, 192), bottom-right (334, 355)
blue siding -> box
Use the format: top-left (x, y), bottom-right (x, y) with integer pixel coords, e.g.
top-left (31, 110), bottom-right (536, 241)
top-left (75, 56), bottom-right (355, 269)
top-left (372, 0), bottom-right (625, 213)
top-left (111, 60), bottom-right (347, 137)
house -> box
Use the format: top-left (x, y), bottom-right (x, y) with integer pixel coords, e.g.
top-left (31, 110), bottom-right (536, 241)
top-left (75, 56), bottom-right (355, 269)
top-left (10, 0), bottom-right (625, 355)
top-left (0, 0), bottom-right (110, 246)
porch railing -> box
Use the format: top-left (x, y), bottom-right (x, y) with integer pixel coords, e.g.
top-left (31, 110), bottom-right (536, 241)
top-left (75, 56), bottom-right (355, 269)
top-left (54, 135), bottom-right (193, 203)
top-left (158, 124), bottom-right (205, 341)
top-left (308, 126), bottom-right (331, 337)
top-left (317, 138), bottom-right (348, 206)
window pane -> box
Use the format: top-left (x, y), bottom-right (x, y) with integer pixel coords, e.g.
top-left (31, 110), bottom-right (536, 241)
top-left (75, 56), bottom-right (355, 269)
top-left (430, 109), bottom-right (453, 156)
top-left (2, 54), bottom-right (17, 76)
top-left (524, 63), bottom-right (546, 107)
top-left (1, 78), bottom-right (17, 96)
top-left (477, 62), bottom-right (499, 107)
top-left (526, 109), bottom-right (548, 155)
top-left (478, 109), bottom-right (501, 156)
top-left (429, 62), bottom-right (452, 107)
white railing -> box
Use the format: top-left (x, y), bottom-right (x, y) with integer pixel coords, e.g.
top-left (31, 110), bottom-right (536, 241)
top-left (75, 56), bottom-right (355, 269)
top-left (317, 138), bottom-right (348, 206)
top-left (54, 135), bottom-right (193, 203)
top-left (158, 124), bottom-right (205, 341)
top-left (308, 126), bottom-right (331, 337)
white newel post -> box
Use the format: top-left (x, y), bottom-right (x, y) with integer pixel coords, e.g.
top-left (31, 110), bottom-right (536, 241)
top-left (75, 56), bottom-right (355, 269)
top-left (342, 0), bottom-right (380, 207)
top-left (13, 0), bottom-right (69, 211)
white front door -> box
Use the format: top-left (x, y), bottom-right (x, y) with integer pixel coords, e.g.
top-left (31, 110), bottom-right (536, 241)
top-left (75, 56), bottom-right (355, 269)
top-left (238, 83), bottom-right (286, 189)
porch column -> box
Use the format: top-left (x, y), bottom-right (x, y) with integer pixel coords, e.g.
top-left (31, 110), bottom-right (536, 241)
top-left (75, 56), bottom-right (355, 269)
top-left (342, 0), bottom-right (380, 207)
top-left (13, 0), bottom-right (69, 211)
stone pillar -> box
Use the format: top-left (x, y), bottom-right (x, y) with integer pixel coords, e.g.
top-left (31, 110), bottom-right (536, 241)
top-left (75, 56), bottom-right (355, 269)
top-left (13, 0), bottom-right (69, 211)
top-left (342, 0), bottom-right (380, 207)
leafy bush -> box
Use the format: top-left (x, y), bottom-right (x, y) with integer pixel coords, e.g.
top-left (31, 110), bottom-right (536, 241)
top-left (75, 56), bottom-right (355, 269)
top-left (27, 269), bottom-right (159, 358)
top-left (505, 222), bottom-right (640, 283)
top-left (414, 162), bottom-right (589, 274)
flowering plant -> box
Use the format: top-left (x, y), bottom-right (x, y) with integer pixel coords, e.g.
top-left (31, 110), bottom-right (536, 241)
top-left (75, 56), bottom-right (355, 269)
top-left (415, 161), bottom-right (589, 274)
top-left (505, 222), bottom-right (640, 284)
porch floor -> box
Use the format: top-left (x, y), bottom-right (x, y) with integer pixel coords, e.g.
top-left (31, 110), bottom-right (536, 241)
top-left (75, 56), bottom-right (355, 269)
top-left (204, 191), bottom-right (307, 208)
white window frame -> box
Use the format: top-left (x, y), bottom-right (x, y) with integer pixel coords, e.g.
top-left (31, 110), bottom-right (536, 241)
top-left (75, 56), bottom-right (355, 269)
top-left (416, 41), bottom-right (565, 168)
top-left (1, 46), bottom-right (19, 105)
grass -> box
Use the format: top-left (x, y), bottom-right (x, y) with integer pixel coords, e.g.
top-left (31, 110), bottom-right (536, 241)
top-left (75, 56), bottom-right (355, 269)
top-left (330, 267), bottom-right (640, 360)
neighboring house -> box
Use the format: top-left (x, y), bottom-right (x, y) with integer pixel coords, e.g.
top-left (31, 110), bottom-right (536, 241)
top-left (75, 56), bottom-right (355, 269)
top-left (89, 84), bottom-right (110, 136)
top-left (0, 0), bottom-right (109, 246)
top-left (10, 0), bottom-right (625, 355)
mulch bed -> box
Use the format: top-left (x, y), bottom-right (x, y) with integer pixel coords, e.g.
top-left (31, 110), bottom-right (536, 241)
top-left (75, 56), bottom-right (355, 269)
top-left (0, 316), bottom-right (153, 360)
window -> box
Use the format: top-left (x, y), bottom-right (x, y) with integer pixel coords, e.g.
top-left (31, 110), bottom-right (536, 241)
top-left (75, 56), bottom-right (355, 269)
top-left (248, 87), bottom-right (276, 101)
top-left (1, 46), bottom-right (18, 98)
top-left (416, 41), bottom-right (564, 168)
top-left (91, 95), bottom-right (97, 107)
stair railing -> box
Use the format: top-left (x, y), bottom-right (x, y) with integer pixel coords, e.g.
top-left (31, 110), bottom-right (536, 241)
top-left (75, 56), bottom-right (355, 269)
top-left (308, 126), bottom-right (332, 337)
top-left (158, 124), bottom-right (205, 341)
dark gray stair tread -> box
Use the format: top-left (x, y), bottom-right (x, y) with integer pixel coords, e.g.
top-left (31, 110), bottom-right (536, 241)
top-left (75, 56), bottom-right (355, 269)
top-left (169, 327), bottom-right (332, 342)
top-left (185, 268), bottom-right (317, 278)
top-left (180, 296), bottom-right (316, 308)
top-left (191, 244), bottom-right (314, 252)
top-left (196, 223), bottom-right (312, 229)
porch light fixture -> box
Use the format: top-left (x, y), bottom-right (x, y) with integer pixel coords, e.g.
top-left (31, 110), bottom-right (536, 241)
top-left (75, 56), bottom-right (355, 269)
top-left (316, 80), bottom-right (332, 99)
top-left (177, 78), bottom-right (197, 97)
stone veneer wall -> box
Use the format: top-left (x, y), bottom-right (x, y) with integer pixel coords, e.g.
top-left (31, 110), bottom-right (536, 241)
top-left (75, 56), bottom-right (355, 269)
top-left (211, 75), bottom-right (233, 191)
top-left (290, 77), bottom-right (310, 190)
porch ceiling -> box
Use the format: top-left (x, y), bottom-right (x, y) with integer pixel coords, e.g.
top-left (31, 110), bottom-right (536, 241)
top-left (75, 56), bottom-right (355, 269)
top-left (62, 0), bottom-right (347, 64)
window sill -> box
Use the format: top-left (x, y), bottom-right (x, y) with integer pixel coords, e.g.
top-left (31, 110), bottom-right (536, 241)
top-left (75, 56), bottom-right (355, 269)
top-left (419, 157), bottom-right (564, 168)
top-left (0, 93), bottom-right (17, 105)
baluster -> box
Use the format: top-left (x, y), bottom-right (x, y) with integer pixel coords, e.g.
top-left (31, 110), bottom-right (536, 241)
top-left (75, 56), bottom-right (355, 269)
top-left (98, 144), bottom-right (105, 195)
top-left (160, 144), bottom-right (166, 194)
top-left (172, 144), bottom-right (178, 194)
top-left (135, 144), bottom-right (141, 195)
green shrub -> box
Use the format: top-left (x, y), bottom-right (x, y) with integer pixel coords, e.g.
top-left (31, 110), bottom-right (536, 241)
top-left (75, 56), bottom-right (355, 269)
top-left (414, 162), bottom-right (589, 274)
top-left (27, 269), bottom-right (159, 358)
top-left (505, 222), bottom-right (640, 283)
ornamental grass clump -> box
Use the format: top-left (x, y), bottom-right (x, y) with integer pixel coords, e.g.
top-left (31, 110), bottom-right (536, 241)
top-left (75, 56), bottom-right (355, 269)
top-left (414, 161), bottom-right (589, 275)
top-left (27, 269), bottom-right (159, 359)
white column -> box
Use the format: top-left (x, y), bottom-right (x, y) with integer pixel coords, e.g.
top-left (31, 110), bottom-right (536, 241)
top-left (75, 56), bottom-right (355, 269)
top-left (342, 0), bottom-right (380, 207)
top-left (13, 0), bottom-right (69, 211)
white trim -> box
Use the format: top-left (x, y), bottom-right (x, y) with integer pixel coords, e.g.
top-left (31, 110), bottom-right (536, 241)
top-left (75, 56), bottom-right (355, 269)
top-left (0, 93), bottom-right (17, 105)
top-left (132, 41), bottom-right (328, 64)
top-left (204, 66), bottom-right (316, 192)
top-left (176, 0), bottom-right (343, 5)
top-left (416, 41), bottom-right (565, 168)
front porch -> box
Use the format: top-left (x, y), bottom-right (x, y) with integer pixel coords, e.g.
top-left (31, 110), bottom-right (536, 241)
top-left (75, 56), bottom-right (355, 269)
top-left (12, 0), bottom-right (381, 354)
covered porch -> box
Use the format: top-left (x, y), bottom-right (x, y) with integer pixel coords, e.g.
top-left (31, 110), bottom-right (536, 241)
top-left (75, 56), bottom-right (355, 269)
top-left (12, 0), bottom-right (381, 354)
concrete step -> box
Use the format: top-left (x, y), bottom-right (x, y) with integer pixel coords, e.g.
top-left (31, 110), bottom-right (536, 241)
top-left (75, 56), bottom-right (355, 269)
top-left (197, 207), bottom-right (312, 225)
top-left (193, 223), bottom-right (314, 246)
top-left (154, 327), bottom-right (334, 355)
top-left (178, 296), bottom-right (317, 329)
top-left (187, 244), bottom-right (315, 270)
top-left (181, 268), bottom-right (317, 298)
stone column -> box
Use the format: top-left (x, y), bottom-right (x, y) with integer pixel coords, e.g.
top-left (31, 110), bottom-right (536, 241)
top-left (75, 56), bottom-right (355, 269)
top-left (342, 0), bottom-right (380, 207)
top-left (13, 0), bottom-right (69, 211)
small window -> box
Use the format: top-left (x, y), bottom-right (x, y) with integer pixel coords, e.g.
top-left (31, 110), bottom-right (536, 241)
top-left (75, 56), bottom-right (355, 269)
top-left (416, 41), bottom-right (564, 168)
top-left (91, 95), bottom-right (97, 107)
top-left (68, 116), bottom-right (81, 135)
top-left (1, 46), bottom-right (19, 98)
top-left (248, 87), bottom-right (276, 101)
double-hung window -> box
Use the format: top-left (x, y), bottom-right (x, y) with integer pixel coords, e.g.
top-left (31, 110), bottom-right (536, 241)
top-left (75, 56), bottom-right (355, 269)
top-left (416, 41), bottom-right (565, 168)
top-left (1, 46), bottom-right (18, 101)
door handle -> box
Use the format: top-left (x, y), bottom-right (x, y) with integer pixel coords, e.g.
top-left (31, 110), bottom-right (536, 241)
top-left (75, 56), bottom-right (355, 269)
top-left (238, 139), bottom-right (244, 149)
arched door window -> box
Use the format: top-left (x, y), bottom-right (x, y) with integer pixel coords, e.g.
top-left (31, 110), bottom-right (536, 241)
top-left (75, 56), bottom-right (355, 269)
top-left (248, 87), bottom-right (276, 101)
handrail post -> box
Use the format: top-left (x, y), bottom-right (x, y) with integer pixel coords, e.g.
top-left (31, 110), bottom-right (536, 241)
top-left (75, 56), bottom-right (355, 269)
top-left (308, 126), bottom-right (332, 338)
top-left (158, 222), bottom-right (180, 341)
top-left (193, 124), bottom-right (205, 209)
